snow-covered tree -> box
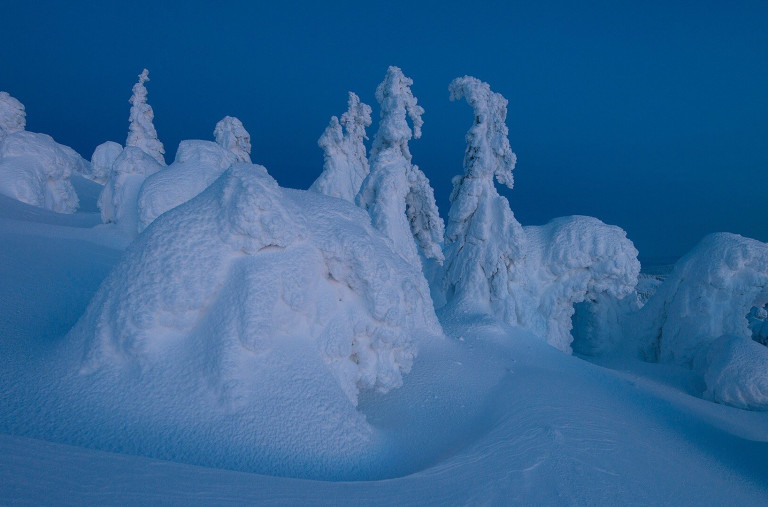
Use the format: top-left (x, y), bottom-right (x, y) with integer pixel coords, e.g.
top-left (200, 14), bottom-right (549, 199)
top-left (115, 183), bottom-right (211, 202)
top-left (126, 69), bottom-right (165, 165)
top-left (357, 66), bottom-right (444, 266)
top-left (0, 91), bottom-right (26, 141)
top-left (310, 92), bottom-right (372, 202)
top-left (443, 76), bottom-right (526, 307)
top-left (214, 116), bottom-right (251, 163)
top-left (89, 141), bottom-right (123, 184)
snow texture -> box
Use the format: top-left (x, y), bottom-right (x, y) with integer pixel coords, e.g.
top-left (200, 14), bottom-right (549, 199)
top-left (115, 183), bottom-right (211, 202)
top-left (78, 163), bottom-right (441, 407)
top-left (638, 233), bottom-right (768, 366)
top-left (357, 67), bottom-right (444, 266)
top-left (443, 76), bottom-right (525, 307)
top-left (214, 116), bottom-right (251, 163)
top-left (88, 141), bottom-right (122, 184)
top-left (310, 92), bottom-right (372, 202)
top-left (98, 146), bottom-right (162, 231)
top-left (137, 139), bottom-right (236, 231)
top-left (695, 335), bottom-right (768, 410)
top-left (0, 91), bottom-right (26, 141)
top-left (0, 131), bottom-right (87, 213)
top-left (126, 69), bottom-right (165, 165)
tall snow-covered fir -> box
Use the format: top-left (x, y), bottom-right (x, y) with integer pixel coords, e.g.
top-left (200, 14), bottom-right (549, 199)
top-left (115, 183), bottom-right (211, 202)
top-left (126, 69), bottom-right (165, 165)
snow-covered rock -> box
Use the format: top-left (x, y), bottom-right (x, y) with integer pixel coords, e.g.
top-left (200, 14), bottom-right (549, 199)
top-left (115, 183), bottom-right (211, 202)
top-left (126, 69), bottom-right (165, 165)
top-left (695, 335), bottom-right (768, 410)
top-left (638, 233), bottom-right (768, 365)
top-left (310, 92), bottom-right (372, 202)
top-left (0, 131), bottom-right (87, 213)
top-left (98, 146), bottom-right (162, 231)
top-left (357, 66), bottom-right (444, 267)
top-left (88, 141), bottom-right (122, 184)
top-left (78, 163), bottom-right (442, 406)
top-left (0, 91), bottom-right (26, 141)
top-left (137, 139), bottom-right (236, 231)
top-left (214, 116), bottom-right (251, 163)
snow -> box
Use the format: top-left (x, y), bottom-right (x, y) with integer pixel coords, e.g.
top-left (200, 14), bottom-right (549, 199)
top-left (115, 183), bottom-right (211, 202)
top-left (137, 139), bottom-right (236, 231)
top-left (89, 141), bottom-right (122, 184)
top-left (126, 69), bottom-right (165, 165)
top-left (310, 92), bottom-right (372, 202)
top-left (214, 116), bottom-right (252, 163)
top-left (0, 91), bottom-right (26, 140)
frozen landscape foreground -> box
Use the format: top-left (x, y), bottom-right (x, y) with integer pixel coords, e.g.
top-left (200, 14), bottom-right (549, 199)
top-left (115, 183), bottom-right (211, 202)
top-left (1, 194), bottom-right (768, 504)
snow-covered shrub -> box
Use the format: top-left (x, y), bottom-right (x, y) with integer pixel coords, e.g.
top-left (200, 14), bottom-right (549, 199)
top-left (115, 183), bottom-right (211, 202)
top-left (694, 335), bottom-right (768, 410)
top-left (137, 140), bottom-right (236, 231)
top-left (214, 116), bottom-right (251, 163)
top-left (357, 66), bottom-right (444, 266)
top-left (98, 146), bottom-right (162, 230)
top-left (0, 131), bottom-right (87, 213)
top-left (88, 141), bottom-right (122, 184)
top-left (443, 76), bottom-right (526, 307)
top-left (126, 69), bottom-right (165, 165)
top-left (78, 163), bottom-right (442, 405)
top-left (0, 91), bottom-right (26, 140)
top-left (310, 92), bottom-right (372, 202)
top-left (637, 233), bottom-right (768, 365)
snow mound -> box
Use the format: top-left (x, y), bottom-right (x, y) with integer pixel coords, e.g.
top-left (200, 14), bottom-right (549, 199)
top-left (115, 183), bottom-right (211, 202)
top-left (98, 146), bottom-right (162, 231)
top-left (137, 140), bottom-right (236, 231)
top-left (0, 131), bottom-right (88, 213)
top-left (513, 216), bottom-right (640, 353)
top-left (0, 91), bottom-right (26, 140)
top-left (695, 335), bottom-right (768, 410)
top-left (88, 141), bottom-right (122, 184)
top-left (214, 116), bottom-right (251, 163)
top-left (77, 163), bottom-right (441, 405)
top-left (640, 233), bottom-right (768, 365)
top-left (310, 92), bottom-right (372, 202)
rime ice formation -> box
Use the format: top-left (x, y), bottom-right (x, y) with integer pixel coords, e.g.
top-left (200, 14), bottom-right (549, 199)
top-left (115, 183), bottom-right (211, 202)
top-left (443, 76), bottom-right (526, 307)
top-left (98, 146), bottom-right (162, 231)
top-left (0, 92), bottom-right (26, 140)
top-left (88, 141), bottom-right (123, 184)
top-left (137, 140), bottom-right (236, 231)
top-left (357, 67), bottom-right (444, 266)
top-left (442, 77), bottom-right (639, 353)
top-left (126, 69), bottom-right (165, 165)
top-left (214, 116), bottom-right (251, 163)
top-left (0, 131), bottom-right (87, 213)
top-left (78, 163), bottom-right (441, 406)
top-left (636, 233), bottom-right (768, 365)
top-left (310, 92), bottom-right (372, 202)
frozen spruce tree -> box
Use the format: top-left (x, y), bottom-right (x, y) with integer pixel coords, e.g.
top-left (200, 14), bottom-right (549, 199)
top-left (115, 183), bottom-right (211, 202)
top-left (126, 69), bottom-right (165, 165)
top-left (214, 116), bottom-right (251, 163)
top-left (357, 66), bottom-right (444, 266)
top-left (0, 91), bottom-right (26, 141)
top-left (310, 92), bottom-right (372, 202)
top-left (443, 76), bottom-right (526, 308)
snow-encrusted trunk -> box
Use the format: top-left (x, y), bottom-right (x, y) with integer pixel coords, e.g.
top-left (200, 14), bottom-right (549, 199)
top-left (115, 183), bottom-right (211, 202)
top-left (443, 76), bottom-right (525, 308)
top-left (214, 116), bottom-right (251, 163)
top-left (357, 66), bottom-right (444, 267)
top-left (126, 69), bottom-right (165, 165)
top-left (310, 92), bottom-right (372, 202)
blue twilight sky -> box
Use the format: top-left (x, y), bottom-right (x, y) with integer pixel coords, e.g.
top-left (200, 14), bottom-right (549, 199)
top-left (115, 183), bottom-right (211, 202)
top-left (2, 0), bottom-right (766, 262)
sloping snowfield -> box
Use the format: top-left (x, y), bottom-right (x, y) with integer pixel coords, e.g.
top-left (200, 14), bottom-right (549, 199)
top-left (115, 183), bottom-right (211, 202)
top-left (1, 193), bottom-right (767, 505)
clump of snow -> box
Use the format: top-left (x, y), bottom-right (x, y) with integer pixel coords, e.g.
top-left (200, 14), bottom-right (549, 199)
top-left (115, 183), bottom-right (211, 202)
top-left (0, 91), bottom-right (26, 140)
top-left (0, 131), bottom-right (87, 213)
top-left (638, 233), bottom-right (768, 365)
top-left (214, 116), bottom-right (251, 163)
top-left (357, 67), bottom-right (444, 267)
top-left (695, 335), bottom-right (768, 410)
top-left (748, 305), bottom-right (768, 345)
top-left (126, 69), bottom-right (165, 165)
top-left (310, 92), bottom-right (372, 202)
top-left (98, 146), bottom-right (162, 231)
top-left (88, 141), bottom-right (122, 184)
top-left (78, 163), bottom-right (441, 407)
top-left (137, 139), bottom-right (236, 231)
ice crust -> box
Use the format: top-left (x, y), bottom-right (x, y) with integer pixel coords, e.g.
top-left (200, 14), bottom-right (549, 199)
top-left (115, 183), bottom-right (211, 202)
top-left (310, 92), bottom-right (372, 202)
